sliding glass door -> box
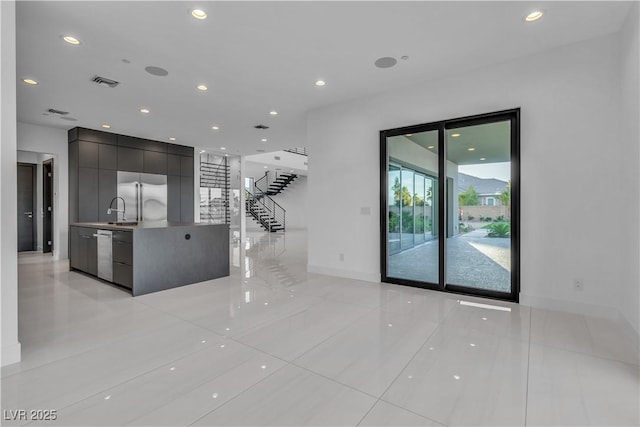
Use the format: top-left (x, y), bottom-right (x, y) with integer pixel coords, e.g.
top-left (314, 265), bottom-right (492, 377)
top-left (386, 129), bottom-right (440, 285)
top-left (381, 109), bottom-right (519, 302)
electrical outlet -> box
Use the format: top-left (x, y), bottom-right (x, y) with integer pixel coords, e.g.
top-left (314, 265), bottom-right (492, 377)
top-left (339, 253), bottom-right (344, 262)
top-left (573, 278), bottom-right (584, 291)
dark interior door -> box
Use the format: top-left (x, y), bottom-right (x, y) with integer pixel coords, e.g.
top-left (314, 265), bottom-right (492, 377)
top-left (43, 159), bottom-right (54, 253)
top-left (17, 163), bottom-right (36, 252)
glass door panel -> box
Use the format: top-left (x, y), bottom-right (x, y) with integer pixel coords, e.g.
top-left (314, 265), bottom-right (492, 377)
top-left (400, 169), bottom-right (414, 250)
top-left (386, 130), bottom-right (439, 285)
top-left (388, 164), bottom-right (401, 255)
top-left (445, 120), bottom-right (512, 293)
top-left (414, 174), bottom-right (425, 245)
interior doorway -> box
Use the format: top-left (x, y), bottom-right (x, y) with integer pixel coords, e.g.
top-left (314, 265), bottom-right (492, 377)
top-left (17, 163), bottom-right (37, 252)
top-left (43, 159), bottom-right (54, 253)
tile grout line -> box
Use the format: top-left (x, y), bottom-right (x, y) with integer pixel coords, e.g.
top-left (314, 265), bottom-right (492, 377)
top-left (354, 308), bottom-right (454, 427)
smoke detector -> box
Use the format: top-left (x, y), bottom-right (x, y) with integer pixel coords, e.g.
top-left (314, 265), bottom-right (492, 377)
top-left (91, 75), bottom-right (120, 88)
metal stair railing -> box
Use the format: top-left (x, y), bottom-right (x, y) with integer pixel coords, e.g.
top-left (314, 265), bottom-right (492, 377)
top-left (246, 187), bottom-right (287, 232)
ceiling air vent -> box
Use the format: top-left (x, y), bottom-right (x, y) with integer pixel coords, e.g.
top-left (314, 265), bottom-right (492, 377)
top-left (254, 124), bottom-right (269, 130)
top-left (47, 108), bottom-right (69, 115)
top-left (91, 75), bottom-right (120, 88)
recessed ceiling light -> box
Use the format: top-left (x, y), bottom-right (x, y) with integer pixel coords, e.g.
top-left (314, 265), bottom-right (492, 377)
top-left (224, 154), bottom-right (228, 157)
top-left (191, 9), bottom-right (207, 20)
top-left (197, 84), bottom-right (208, 91)
top-left (427, 145), bottom-right (435, 149)
top-left (269, 110), bottom-right (278, 116)
top-left (211, 125), bottom-right (219, 130)
top-left (264, 166), bottom-right (268, 169)
top-left (22, 78), bottom-right (38, 85)
top-left (315, 80), bottom-right (326, 86)
top-left (467, 147), bottom-right (475, 151)
top-left (451, 133), bottom-right (461, 137)
top-left (62, 35), bottom-right (81, 45)
top-left (220, 147), bottom-right (226, 150)
top-left (261, 138), bottom-right (267, 142)
top-left (140, 108), bottom-right (150, 114)
top-left (480, 157), bottom-right (486, 161)
top-left (101, 124), bottom-right (111, 129)
top-left (200, 150), bottom-right (206, 154)
top-left (525, 10), bottom-right (544, 22)
top-left (169, 137), bottom-right (176, 141)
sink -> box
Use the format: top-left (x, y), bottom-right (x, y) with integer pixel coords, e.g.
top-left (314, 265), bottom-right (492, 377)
top-left (107, 221), bottom-right (138, 226)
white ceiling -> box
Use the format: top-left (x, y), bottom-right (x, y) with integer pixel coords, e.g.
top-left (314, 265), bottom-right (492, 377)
top-left (16, 1), bottom-right (632, 156)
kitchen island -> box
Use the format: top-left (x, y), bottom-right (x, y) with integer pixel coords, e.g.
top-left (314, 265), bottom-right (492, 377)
top-left (69, 221), bottom-right (229, 296)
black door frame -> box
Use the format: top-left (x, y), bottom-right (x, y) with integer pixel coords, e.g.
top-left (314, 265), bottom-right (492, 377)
top-left (380, 108), bottom-right (520, 302)
top-left (17, 162), bottom-right (37, 252)
top-left (43, 158), bottom-right (54, 253)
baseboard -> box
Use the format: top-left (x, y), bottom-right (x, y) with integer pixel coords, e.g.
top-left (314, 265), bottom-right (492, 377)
top-left (520, 293), bottom-right (640, 348)
top-left (616, 310), bottom-right (640, 352)
top-left (307, 264), bottom-right (381, 283)
top-left (1, 341), bottom-right (21, 367)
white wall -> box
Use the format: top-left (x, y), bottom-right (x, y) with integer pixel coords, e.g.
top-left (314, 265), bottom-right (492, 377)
top-left (618, 4), bottom-right (640, 336)
top-left (1, 0), bottom-right (21, 366)
top-left (307, 33), bottom-right (634, 324)
top-left (17, 122), bottom-right (69, 260)
top-left (245, 161), bottom-right (308, 230)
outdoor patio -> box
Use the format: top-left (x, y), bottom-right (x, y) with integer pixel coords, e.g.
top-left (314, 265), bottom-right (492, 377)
top-left (388, 228), bottom-right (511, 292)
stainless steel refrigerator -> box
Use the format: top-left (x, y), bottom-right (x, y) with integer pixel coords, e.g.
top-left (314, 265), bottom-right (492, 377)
top-left (117, 172), bottom-right (168, 222)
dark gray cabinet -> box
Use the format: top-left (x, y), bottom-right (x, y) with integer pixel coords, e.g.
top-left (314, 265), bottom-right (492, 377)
top-left (78, 141), bottom-right (99, 169)
top-left (168, 175), bottom-right (181, 222)
top-left (113, 234), bottom-right (133, 289)
top-left (69, 226), bottom-right (97, 275)
top-left (180, 156), bottom-right (194, 177)
top-left (99, 144), bottom-right (117, 170)
top-left (69, 127), bottom-right (194, 224)
top-left (98, 169), bottom-right (117, 222)
top-left (143, 150), bottom-right (168, 175)
top-left (117, 147), bottom-right (144, 172)
top-left (78, 168), bottom-right (99, 222)
top-left (168, 154), bottom-right (181, 176)
top-left (181, 176), bottom-right (194, 222)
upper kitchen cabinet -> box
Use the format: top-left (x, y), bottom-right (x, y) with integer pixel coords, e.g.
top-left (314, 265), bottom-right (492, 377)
top-left (117, 147), bottom-right (144, 173)
top-left (180, 155), bottom-right (194, 177)
top-left (68, 127), bottom-right (195, 224)
top-left (168, 154), bottom-right (181, 176)
top-left (99, 144), bottom-right (117, 170)
top-left (143, 150), bottom-right (168, 175)
top-left (78, 141), bottom-right (99, 168)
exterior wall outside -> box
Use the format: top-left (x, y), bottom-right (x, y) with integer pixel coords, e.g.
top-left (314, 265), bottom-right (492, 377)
top-left (460, 205), bottom-right (508, 222)
top-left (307, 33), bottom-right (632, 328)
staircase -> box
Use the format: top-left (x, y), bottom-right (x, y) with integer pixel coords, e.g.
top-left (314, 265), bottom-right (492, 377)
top-left (267, 173), bottom-right (297, 195)
top-left (246, 189), bottom-right (286, 232)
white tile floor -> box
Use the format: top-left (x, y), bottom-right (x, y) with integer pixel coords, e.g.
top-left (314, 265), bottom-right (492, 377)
top-left (2, 230), bottom-right (638, 426)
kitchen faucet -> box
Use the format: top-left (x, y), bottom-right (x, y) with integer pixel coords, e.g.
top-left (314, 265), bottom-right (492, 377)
top-left (107, 197), bottom-right (127, 221)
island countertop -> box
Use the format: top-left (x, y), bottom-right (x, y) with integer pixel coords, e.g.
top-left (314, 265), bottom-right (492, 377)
top-left (69, 222), bottom-right (230, 296)
top-left (70, 221), bottom-right (222, 231)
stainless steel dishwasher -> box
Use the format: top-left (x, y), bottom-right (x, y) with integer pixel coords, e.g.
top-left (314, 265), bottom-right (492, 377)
top-left (94, 229), bottom-right (113, 281)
